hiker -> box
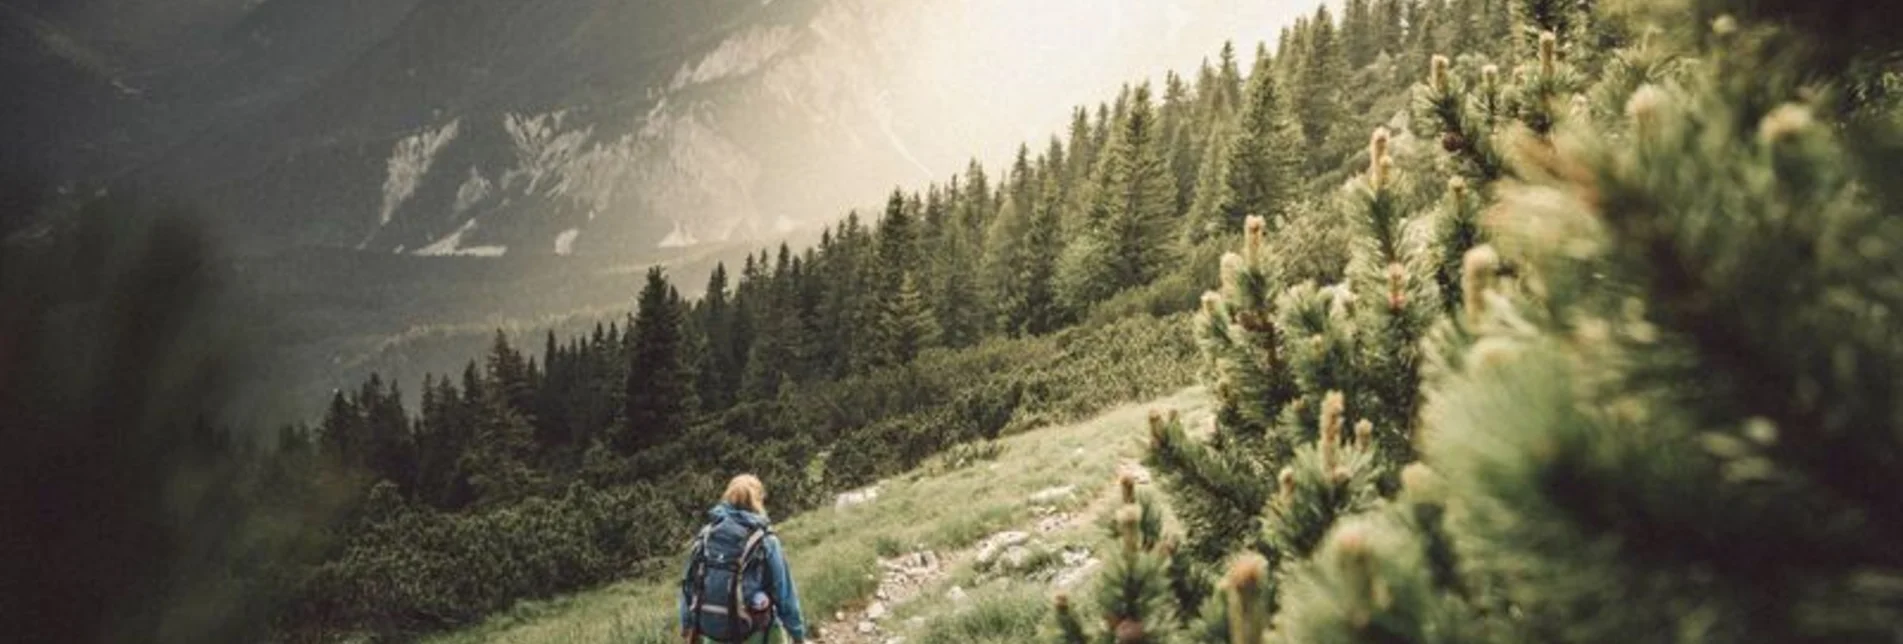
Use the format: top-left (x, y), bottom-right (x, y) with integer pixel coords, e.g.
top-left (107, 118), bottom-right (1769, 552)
top-left (680, 474), bottom-right (810, 643)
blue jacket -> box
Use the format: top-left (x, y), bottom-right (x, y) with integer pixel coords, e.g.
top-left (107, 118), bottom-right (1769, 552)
top-left (679, 503), bottom-right (808, 641)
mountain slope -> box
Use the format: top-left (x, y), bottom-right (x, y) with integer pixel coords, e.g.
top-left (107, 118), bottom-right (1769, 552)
top-left (14, 0), bottom-right (1318, 256)
top-left (425, 387), bottom-right (1212, 644)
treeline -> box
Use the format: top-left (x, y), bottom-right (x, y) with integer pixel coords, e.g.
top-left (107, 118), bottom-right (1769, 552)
top-left (21, 0), bottom-right (1591, 640)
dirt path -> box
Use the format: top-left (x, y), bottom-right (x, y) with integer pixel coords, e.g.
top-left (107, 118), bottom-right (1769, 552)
top-left (809, 460), bottom-right (1151, 644)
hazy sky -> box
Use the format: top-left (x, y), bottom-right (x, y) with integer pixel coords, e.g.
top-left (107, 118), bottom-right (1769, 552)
top-left (874, 0), bottom-right (1323, 175)
top-left (690, 0), bottom-right (1328, 233)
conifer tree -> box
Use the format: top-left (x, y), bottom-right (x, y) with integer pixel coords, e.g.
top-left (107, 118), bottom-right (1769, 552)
top-left (1021, 168), bottom-right (1065, 335)
top-left (415, 373), bottom-right (474, 509)
top-left (930, 167), bottom-right (989, 347)
top-left (1342, 128), bottom-right (1440, 474)
top-left (358, 374), bottom-right (416, 489)
top-left (1373, 0), bottom-right (1405, 58)
top-left (870, 189), bottom-right (934, 365)
top-left (1148, 130), bottom-right (1443, 630)
top-left (1221, 55), bottom-right (1303, 229)
top-left (1344, 0), bottom-right (1378, 69)
top-left (1409, 6), bottom-right (1586, 313)
top-left (983, 147), bottom-right (1039, 335)
top-left (318, 389), bottom-right (365, 469)
top-left (1183, 118), bottom-right (1238, 246)
top-left (1049, 472), bottom-right (1198, 644)
top-left (1059, 82), bottom-right (1178, 313)
top-left (1293, 5), bottom-right (1350, 175)
top-left (1269, 490), bottom-right (1479, 642)
top-left (461, 346), bottom-right (543, 505)
top-left (1213, 42), bottom-right (1246, 120)
top-left (483, 330), bottom-right (535, 417)
top-left (1066, 107), bottom-right (1098, 193)
top-left (875, 189), bottom-right (919, 287)
top-left (1410, 15), bottom-right (1903, 641)
top-left (880, 272), bottom-right (937, 365)
top-left (696, 262), bottom-right (740, 411)
top-left (620, 267), bottom-right (695, 454)
top-left (1162, 71), bottom-right (1201, 218)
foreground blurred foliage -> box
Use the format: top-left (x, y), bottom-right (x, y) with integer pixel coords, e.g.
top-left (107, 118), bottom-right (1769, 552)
top-left (1135, 0), bottom-right (1903, 642)
top-left (2, 199), bottom-right (348, 643)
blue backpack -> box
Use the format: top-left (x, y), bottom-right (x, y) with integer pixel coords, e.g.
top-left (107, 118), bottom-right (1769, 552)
top-left (685, 515), bottom-right (775, 642)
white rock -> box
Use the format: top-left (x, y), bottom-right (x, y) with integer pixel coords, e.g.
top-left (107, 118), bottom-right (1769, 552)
top-left (1053, 557), bottom-right (1102, 589)
top-left (1061, 547), bottom-right (1091, 566)
top-left (1000, 545), bottom-right (1035, 570)
top-left (835, 487), bottom-right (880, 508)
top-left (1027, 485), bottom-right (1077, 505)
top-left (975, 531), bottom-right (1031, 564)
top-left (947, 585), bottom-right (968, 602)
top-left (858, 620), bottom-right (878, 634)
top-left (866, 601), bottom-right (888, 621)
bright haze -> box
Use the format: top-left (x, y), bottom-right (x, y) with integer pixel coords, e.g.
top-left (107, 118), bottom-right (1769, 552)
top-left (8, 0), bottom-right (1313, 255)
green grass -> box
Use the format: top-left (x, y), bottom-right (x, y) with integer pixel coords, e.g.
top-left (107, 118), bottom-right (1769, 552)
top-left (913, 581), bottom-right (1052, 644)
top-left (426, 387), bottom-right (1211, 644)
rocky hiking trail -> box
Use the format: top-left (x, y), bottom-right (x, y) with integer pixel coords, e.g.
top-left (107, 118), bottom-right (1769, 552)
top-left (422, 388), bottom-right (1211, 644)
top-left (810, 460), bottom-right (1154, 644)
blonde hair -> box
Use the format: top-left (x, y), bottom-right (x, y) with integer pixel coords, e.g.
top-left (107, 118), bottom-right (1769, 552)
top-left (722, 474), bottom-right (767, 515)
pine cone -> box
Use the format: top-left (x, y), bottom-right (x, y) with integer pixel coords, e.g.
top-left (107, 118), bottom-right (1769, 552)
top-left (1114, 618), bottom-right (1147, 643)
top-left (1441, 131), bottom-right (1466, 153)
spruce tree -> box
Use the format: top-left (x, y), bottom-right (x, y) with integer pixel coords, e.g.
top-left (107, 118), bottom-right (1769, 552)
top-left (1066, 107), bottom-right (1098, 193)
top-left (937, 184), bottom-right (986, 347)
top-left (1021, 167), bottom-right (1065, 335)
top-left (872, 189), bottom-right (934, 365)
top-left (460, 347), bottom-right (543, 505)
top-left (358, 374), bottom-right (416, 490)
top-left (620, 267), bottom-right (695, 454)
top-left (1344, 0), bottom-right (1378, 69)
top-left (880, 271), bottom-right (937, 365)
top-left (697, 262), bottom-right (740, 411)
top-left (1222, 55), bottom-right (1303, 229)
top-left (1062, 81), bottom-right (1177, 309)
top-left (1213, 42), bottom-right (1246, 120)
top-left (1293, 5), bottom-right (1350, 175)
top-left (1162, 71), bottom-right (1200, 218)
top-left (983, 147), bottom-right (1037, 336)
top-left (318, 389), bottom-right (364, 469)
top-left (1183, 118), bottom-right (1238, 246)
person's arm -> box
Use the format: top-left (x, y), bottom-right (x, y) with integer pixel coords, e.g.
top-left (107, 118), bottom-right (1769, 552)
top-left (765, 536), bottom-right (808, 642)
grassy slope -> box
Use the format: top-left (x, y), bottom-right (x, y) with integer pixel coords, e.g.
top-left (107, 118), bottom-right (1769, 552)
top-left (427, 387), bottom-right (1214, 644)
